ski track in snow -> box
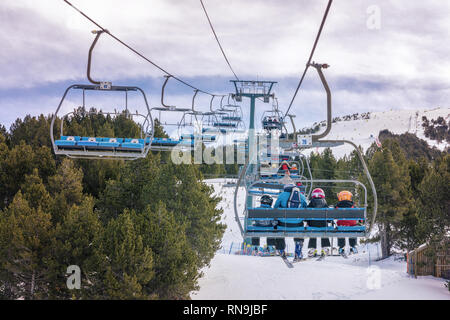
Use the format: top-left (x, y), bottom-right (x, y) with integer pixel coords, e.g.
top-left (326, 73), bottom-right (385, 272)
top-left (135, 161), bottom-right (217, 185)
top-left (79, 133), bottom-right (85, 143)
top-left (191, 179), bottom-right (450, 300)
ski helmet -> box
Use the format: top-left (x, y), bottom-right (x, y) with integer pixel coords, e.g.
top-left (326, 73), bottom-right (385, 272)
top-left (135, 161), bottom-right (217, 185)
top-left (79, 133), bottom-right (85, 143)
top-left (311, 188), bottom-right (325, 199)
top-left (260, 195), bottom-right (273, 206)
top-left (337, 190), bottom-right (353, 202)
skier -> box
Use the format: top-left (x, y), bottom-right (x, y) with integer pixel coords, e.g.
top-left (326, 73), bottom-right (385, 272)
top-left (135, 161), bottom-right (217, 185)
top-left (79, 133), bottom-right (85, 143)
top-left (290, 163), bottom-right (299, 174)
top-left (278, 160), bottom-right (291, 175)
top-left (335, 190), bottom-right (358, 255)
top-left (274, 184), bottom-right (308, 261)
top-left (253, 195), bottom-right (274, 252)
top-left (260, 194), bottom-right (273, 208)
top-left (274, 184), bottom-right (307, 209)
top-left (306, 188), bottom-right (332, 257)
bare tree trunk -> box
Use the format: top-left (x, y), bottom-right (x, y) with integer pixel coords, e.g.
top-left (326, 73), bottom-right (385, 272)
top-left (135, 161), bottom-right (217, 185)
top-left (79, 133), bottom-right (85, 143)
top-left (380, 223), bottom-right (389, 259)
top-left (30, 270), bottom-right (35, 300)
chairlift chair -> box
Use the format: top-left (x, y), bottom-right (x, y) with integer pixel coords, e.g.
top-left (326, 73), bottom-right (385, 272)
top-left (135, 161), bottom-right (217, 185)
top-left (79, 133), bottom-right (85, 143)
top-left (242, 179), bottom-right (368, 239)
top-left (50, 30), bottom-right (154, 160)
top-left (149, 76), bottom-right (198, 151)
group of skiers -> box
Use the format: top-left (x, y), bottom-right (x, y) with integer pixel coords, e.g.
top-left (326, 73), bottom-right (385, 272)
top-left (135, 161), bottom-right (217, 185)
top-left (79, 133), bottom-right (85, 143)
top-left (277, 161), bottom-right (298, 176)
top-left (258, 186), bottom-right (360, 262)
top-left (263, 116), bottom-right (283, 130)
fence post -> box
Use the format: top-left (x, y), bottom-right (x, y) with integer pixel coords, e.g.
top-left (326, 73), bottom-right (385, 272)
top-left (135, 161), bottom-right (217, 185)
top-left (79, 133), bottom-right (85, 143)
top-left (414, 251), bottom-right (417, 278)
top-left (377, 242), bottom-right (380, 260)
top-left (406, 251), bottom-right (409, 275)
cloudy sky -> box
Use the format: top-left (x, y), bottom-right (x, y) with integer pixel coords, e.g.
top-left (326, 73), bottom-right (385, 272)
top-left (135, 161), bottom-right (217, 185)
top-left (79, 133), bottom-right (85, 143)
top-left (1, 0), bottom-right (449, 131)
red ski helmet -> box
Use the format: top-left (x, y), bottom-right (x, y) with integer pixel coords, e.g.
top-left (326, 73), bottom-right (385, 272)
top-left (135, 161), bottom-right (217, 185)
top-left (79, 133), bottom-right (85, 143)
top-left (311, 188), bottom-right (325, 199)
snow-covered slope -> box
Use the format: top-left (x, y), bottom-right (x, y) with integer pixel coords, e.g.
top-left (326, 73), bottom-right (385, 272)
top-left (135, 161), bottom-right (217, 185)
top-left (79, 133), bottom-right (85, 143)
top-left (190, 180), bottom-right (450, 300)
top-left (311, 107), bottom-right (449, 158)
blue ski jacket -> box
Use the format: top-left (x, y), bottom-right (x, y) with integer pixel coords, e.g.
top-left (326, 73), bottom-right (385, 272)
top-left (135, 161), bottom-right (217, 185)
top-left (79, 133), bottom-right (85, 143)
top-left (274, 191), bottom-right (307, 208)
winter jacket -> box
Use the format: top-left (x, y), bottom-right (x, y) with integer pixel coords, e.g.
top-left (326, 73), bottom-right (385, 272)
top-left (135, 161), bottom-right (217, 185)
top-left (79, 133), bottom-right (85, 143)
top-left (254, 203), bottom-right (273, 227)
top-left (272, 191), bottom-right (306, 228)
top-left (335, 200), bottom-right (357, 226)
top-left (307, 198), bottom-right (328, 208)
top-left (307, 198), bottom-right (329, 228)
top-left (274, 190), bottom-right (307, 208)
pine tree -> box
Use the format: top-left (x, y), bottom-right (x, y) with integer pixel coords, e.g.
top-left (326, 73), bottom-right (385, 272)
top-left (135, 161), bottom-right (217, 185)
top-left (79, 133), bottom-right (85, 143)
top-left (0, 192), bottom-right (55, 299)
top-left (416, 154), bottom-right (450, 246)
top-left (0, 132), bottom-right (10, 209)
top-left (102, 211), bottom-right (154, 299)
top-left (50, 197), bottom-right (106, 299)
top-left (0, 112), bottom-right (231, 300)
top-left (9, 114), bottom-right (52, 148)
top-left (48, 158), bottom-right (84, 223)
top-left (367, 140), bottom-right (414, 258)
top-left (2, 141), bottom-right (35, 207)
top-left (134, 203), bottom-right (198, 299)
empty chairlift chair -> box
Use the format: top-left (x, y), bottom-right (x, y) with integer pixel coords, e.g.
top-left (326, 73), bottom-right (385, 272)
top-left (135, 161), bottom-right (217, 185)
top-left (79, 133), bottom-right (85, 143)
top-left (51, 84), bottom-right (154, 160)
top-left (50, 30), bottom-right (154, 160)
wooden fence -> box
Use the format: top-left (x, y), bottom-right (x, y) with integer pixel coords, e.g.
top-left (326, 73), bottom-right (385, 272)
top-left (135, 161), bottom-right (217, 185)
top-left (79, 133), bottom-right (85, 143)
top-left (407, 241), bottom-right (450, 279)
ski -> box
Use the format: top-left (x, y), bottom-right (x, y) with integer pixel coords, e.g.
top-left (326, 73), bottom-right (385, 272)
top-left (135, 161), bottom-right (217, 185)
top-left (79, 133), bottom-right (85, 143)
top-left (292, 257), bottom-right (310, 264)
top-left (281, 255), bottom-right (294, 268)
top-left (316, 254), bottom-right (326, 261)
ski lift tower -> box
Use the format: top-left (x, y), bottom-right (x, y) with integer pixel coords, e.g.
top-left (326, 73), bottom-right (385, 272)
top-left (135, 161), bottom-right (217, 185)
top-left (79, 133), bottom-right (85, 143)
top-left (230, 80), bottom-right (276, 212)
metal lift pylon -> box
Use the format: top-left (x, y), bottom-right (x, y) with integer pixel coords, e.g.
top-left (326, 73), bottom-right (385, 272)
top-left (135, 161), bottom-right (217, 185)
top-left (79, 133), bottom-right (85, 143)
top-left (230, 80), bottom-right (277, 246)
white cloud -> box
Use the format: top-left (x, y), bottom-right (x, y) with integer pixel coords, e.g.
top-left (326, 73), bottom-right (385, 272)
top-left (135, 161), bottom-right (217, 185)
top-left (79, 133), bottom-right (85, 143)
top-left (0, 0), bottom-right (449, 129)
top-left (2, 0), bottom-right (449, 85)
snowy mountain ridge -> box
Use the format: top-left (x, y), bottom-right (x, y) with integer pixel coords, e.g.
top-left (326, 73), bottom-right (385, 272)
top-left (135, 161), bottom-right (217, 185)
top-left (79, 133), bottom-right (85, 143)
top-left (308, 107), bottom-right (449, 157)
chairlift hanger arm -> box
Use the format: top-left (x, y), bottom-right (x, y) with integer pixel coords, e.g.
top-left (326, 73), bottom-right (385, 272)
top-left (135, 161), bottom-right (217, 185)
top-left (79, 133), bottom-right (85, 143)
top-left (192, 89), bottom-right (199, 112)
top-left (209, 95), bottom-right (215, 112)
top-left (87, 30), bottom-right (104, 85)
top-left (219, 95), bottom-right (225, 109)
top-left (310, 62), bottom-right (331, 141)
top-left (160, 75), bottom-right (176, 109)
top-left (287, 114), bottom-right (297, 140)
